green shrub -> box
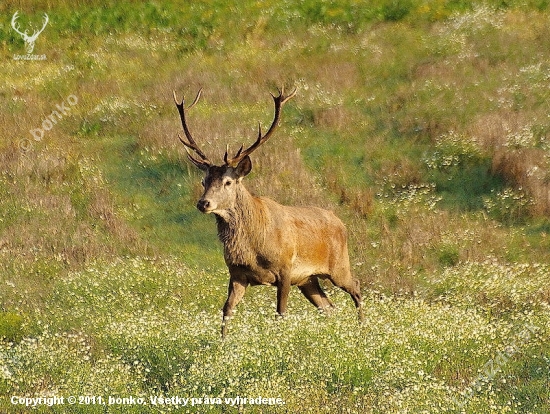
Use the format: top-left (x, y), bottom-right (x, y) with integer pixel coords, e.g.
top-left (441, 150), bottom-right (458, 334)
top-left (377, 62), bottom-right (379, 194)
top-left (425, 132), bottom-right (505, 211)
top-left (483, 188), bottom-right (534, 225)
top-left (381, 0), bottom-right (414, 21)
top-left (438, 244), bottom-right (460, 267)
top-left (0, 312), bottom-right (25, 343)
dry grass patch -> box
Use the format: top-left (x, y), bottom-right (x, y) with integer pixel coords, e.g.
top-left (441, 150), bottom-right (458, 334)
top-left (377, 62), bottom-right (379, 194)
top-left (0, 145), bottom-right (143, 309)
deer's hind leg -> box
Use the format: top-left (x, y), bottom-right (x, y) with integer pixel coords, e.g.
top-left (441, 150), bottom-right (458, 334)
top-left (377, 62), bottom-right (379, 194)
top-left (331, 272), bottom-right (364, 321)
top-left (298, 277), bottom-right (334, 311)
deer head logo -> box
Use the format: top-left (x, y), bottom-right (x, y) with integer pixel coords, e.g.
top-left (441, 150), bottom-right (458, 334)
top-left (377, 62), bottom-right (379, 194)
top-left (11, 11), bottom-right (49, 55)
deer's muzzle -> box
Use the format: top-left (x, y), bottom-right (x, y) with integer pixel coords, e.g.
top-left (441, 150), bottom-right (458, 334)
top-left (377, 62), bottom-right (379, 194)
top-left (197, 198), bottom-right (214, 213)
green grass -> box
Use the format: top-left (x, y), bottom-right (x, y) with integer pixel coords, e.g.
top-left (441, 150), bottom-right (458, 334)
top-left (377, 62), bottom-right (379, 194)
top-left (1, 0), bottom-right (550, 412)
top-left (2, 258), bottom-right (548, 413)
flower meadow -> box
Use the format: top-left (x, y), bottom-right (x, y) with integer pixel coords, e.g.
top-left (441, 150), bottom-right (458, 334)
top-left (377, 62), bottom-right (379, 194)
top-left (1, 257), bottom-right (548, 413)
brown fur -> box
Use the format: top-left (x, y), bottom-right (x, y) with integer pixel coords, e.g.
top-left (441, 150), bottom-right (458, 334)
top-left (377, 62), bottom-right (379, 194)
top-left (174, 88), bottom-right (363, 337)
top-left (197, 162), bottom-right (363, 337)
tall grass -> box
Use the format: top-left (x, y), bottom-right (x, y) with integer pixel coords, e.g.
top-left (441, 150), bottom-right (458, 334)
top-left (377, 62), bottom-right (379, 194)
top-left (1, 258), bottom-right (548, 413)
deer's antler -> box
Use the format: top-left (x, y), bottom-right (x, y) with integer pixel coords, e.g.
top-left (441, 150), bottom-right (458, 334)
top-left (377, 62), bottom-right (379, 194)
top-left (173, 89), bottom-right (212, 170)
top-left (224, 87), bottom-right (297, 167)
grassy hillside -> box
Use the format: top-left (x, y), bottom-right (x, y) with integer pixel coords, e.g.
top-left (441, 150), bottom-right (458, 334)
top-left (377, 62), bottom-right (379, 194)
top-left (1, 1), bottom-right (549, 412)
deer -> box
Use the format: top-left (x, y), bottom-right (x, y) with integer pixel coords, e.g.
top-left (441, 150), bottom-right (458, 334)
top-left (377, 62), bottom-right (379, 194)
top-left (11, 11), bottom-right (49, 55)
top-left (173, 87), bottom-right (363, 337)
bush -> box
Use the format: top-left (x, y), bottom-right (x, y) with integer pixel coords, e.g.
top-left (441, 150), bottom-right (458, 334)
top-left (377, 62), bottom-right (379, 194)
top-left (438, 244), bottom-right (460, 267)
top-left (0, 312), bottom-right (25, 343)
top-left (483, 188), bottom-right (534, 225)
top-left (425, 131), bottom-right (505, 211)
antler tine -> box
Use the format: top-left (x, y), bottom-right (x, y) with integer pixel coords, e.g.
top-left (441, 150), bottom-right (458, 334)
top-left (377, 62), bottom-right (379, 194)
top-left (187, 88), bottom-right (202, 109)
top-left (173, 89), bottom-right (211, 166)
top-left (277, 86), bottom-right (297, 105)
top-left (225, 87), bottom-right (297, 167)
top-left (223, 143), bottom-right (244, 165)
top-left (179, 133), bottom-right (211, 167)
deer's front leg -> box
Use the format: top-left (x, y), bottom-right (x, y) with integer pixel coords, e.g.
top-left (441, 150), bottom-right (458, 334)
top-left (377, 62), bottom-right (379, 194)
top-left (276, 274), bottom-right (292, 316)
top-left (221, 277), bottom-right (248, 338)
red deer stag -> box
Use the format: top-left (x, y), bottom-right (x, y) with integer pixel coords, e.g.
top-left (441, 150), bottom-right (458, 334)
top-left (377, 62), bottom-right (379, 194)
top-left (174, 87), bottom-right (363, 337)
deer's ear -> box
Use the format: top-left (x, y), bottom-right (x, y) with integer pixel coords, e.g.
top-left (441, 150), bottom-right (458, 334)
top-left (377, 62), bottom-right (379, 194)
top-left (235, 156), bottom-right (252, 178)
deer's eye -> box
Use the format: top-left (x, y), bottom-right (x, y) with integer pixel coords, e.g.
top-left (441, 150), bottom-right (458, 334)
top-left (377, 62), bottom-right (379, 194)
top-left (224, 179), bottom-right (233, 187)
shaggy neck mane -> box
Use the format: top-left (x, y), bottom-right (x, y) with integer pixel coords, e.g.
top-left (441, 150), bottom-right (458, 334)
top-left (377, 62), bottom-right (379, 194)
top-left (215, 185), bottom-right (267, 265)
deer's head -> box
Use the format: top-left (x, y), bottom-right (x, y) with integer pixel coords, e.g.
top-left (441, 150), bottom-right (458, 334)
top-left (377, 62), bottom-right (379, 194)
top-left (174, 88), bottom-right (296, 217)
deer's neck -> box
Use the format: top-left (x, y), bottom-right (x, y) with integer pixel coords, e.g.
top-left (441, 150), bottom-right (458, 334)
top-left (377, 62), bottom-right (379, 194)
top-left (215, 186), bottom-right (267, 265)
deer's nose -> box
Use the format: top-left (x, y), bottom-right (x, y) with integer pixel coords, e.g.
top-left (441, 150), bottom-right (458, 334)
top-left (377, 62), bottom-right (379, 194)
top-left (197, 199), bottom-right (211, 213)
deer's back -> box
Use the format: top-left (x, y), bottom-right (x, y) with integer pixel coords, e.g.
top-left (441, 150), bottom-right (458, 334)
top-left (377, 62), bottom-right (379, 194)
top-left (259, 198), bottom-right (350, 283)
